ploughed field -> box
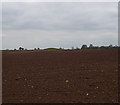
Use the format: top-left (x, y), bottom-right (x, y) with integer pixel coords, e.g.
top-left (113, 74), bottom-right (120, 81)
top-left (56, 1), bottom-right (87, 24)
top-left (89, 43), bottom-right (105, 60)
top-left (2, 49), bottom-right (118, 103)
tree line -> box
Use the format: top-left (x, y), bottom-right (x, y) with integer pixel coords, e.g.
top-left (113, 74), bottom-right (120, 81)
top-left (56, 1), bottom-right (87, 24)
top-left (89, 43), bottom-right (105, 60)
top-left (9, 44), bottom-right (119, 51)
top-left (81, 44), bottom-right (119, 49)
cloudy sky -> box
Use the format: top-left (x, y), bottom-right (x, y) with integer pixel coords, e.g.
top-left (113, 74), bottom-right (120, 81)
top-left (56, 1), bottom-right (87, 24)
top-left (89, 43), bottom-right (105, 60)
top-left (2, 2), bottom-right (118, 49)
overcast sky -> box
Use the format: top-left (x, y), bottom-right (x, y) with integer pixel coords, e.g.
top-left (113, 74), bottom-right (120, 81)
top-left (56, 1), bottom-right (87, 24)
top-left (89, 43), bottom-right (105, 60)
top-left (2, 2), bottom-right (118, 49)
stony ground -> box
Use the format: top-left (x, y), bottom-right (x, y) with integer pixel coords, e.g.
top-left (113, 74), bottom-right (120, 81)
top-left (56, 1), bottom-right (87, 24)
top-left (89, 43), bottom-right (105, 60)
top-left (2, 49), bottom-right (118, 103)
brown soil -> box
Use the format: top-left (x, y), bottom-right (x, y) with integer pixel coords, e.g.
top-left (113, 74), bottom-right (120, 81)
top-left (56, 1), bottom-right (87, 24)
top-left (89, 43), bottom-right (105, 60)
top-left (2, 49), bottom-right (118, 103)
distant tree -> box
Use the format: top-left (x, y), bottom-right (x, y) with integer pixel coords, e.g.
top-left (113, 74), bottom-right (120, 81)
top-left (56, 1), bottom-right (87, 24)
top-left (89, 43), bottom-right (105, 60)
top-left (100, 46), bottom-right (105, 49)
top-left (115, 45), bottom-right (118, 47)
top-left (93, 46), bottom-right (99, 49)
top-left (34, 48), bottom-right (37, 50)
top-left (38, 48), bottom-right (40, 50)
top-left (81, 45), bottom-right (87, 49)
top-left (19, 47), bottom-right (24, 50)
top-left (14, 49), bottom-right (17, 50)
top-left (113, 45), bottom-right (119, 48)
top-left (72, 47), bottom-right (74, 50)
top-left (19, 47), bottom-right (22, 50)
top-left (100, 46), bottom-right (109, 49)
top-left (76, 47), bottom-right (80, 50)
top-left (109, 44), bottom-right (113, 49)
top-left (59, 47), bottom-right (62, 50)
top-left (89, 44), bottom-right (93, 49)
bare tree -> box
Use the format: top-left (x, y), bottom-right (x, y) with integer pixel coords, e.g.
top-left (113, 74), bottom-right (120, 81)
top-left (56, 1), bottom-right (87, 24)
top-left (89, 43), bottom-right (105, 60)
top-left (81, 45), bottom-right (87, 49)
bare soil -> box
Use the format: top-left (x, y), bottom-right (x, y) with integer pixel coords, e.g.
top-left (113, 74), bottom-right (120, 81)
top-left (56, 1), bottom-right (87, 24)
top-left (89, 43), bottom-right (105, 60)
top-left (2, 49), bottom-right (118, 103)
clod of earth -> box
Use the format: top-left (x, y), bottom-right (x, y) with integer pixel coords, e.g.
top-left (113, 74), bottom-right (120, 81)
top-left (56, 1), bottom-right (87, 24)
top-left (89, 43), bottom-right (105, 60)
top-left (86, 93), bottom-right (89, 96)
top-left (66, 80), bottom-right (69, 83)
top-left (31, 85), bottom-right (34, 88)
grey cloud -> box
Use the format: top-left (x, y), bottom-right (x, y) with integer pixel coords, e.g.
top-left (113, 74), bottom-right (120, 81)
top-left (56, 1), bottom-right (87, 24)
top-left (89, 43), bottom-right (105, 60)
top-left (2, 2), bottom-right (118, 49)
top-left (2, 2), bottom-right (118, 31)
